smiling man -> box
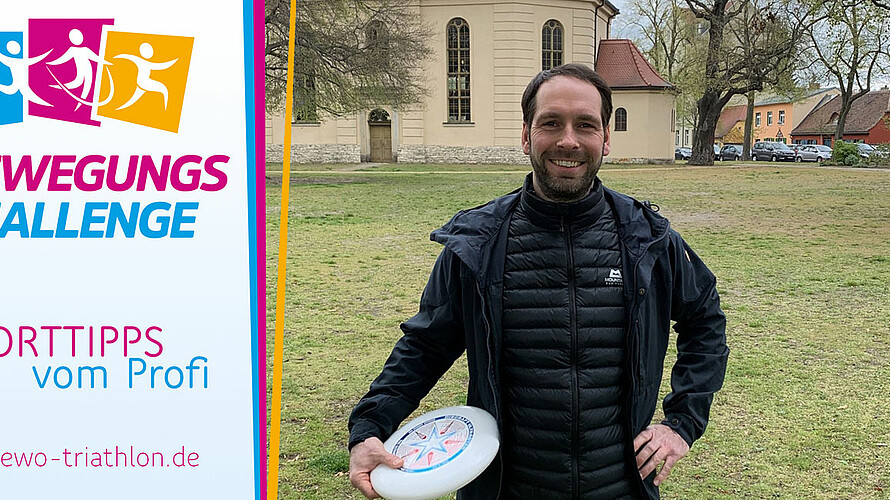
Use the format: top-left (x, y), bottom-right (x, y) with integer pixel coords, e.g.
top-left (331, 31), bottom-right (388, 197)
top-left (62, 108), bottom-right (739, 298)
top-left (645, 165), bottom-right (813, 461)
top-left (348, 63), bottom-right (728, 499)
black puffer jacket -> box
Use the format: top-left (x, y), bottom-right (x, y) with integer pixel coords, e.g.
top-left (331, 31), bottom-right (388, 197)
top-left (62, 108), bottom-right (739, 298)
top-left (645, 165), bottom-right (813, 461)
top-left (349, 177), bottom-right (729, 500)
top-left (500, 181), bottom-right (635, 498)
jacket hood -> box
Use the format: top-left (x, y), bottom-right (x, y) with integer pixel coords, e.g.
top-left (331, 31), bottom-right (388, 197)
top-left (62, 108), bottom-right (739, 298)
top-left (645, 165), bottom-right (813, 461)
top-left (430, 180), bottom-right (670, 278)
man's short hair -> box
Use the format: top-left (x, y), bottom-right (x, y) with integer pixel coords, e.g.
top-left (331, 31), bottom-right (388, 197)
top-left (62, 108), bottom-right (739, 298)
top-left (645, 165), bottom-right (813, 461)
top-left (521, 63), bottom-right (613, 128)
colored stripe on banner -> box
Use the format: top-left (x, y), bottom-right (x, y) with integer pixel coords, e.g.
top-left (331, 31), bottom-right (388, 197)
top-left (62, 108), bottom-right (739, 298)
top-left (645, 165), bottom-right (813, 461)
top-left (267, 0), bottom-right (298, 499)
top-left (246, 0), bottom-right (269, 498)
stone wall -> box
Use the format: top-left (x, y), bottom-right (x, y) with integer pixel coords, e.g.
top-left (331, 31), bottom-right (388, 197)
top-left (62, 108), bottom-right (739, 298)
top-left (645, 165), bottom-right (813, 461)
top-left (265, 143), bottom-right (672, 165)
top-left (397, 145), bottom-right (528, 164)
top-left (266, 144), bottom-right (361, 164)
top-left (605, 156), bottom-right (674, 165)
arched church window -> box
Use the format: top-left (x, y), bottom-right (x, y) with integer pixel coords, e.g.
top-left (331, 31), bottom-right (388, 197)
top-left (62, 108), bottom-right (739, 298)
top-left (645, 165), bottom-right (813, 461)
top-left (615, 107), bottom-right (628, 131)
top-left (542, 20), bottom-right (564, 70)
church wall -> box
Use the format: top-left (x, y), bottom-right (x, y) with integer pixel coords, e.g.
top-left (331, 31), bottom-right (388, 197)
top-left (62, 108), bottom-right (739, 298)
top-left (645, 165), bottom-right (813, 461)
top-left (399, 0), bottom-right (609, 163)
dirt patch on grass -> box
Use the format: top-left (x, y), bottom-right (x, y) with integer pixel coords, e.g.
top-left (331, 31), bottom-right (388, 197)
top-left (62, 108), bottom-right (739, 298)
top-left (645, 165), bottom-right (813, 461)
top-left (665, 211), bottom-right (727, 227)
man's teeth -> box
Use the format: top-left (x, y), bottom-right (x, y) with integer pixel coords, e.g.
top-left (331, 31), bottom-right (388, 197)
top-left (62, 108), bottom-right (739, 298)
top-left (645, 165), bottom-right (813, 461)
top-left (552, 160), bottom-right (582, 167)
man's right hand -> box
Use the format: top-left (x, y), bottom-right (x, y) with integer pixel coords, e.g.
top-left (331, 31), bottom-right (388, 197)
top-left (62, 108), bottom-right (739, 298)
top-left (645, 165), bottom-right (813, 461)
top-left (348, 437), bottom-right (404, 499)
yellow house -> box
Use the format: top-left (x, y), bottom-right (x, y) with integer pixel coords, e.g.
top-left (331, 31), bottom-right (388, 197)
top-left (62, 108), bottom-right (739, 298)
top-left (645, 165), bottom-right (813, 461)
top-left (268, 0), bottom-right (676, 164)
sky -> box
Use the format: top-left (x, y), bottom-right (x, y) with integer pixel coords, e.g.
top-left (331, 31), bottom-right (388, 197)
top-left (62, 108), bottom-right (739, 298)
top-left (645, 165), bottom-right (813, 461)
top-left (608, 0), bottom-right (644, 42)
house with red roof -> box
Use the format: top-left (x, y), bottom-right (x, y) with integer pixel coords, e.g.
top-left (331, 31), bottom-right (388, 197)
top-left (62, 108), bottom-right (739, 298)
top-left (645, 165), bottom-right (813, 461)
top-left (596, 39), bottom-right (676, 162)
top-left (268, 0), bottom-right (677, 164)
top-left (791, 89), bottom-right (890, 146)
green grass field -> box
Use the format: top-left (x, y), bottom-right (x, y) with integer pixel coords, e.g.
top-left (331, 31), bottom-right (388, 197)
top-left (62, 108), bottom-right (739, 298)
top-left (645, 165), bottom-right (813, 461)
top-left (266, 163), bottom-right (890, 499)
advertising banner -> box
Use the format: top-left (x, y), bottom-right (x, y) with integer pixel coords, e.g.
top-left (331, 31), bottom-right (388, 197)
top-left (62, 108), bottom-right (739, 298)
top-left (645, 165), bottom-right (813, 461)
top-left (0, 1), bottom-right (266, 498)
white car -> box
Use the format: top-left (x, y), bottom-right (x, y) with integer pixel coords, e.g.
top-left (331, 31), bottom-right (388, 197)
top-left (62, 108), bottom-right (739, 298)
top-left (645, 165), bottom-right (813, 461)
top-left (794, 145), bottom-right (832, 162)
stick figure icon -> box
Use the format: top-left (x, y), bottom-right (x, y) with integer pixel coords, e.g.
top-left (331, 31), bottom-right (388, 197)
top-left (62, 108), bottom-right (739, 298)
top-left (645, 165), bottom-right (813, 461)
top-left (114, 42), bottom-right (178, 111)
top-left (45, 29), bottom-right (108, 110)
top-left (0, 39), bottom-right (53, 107)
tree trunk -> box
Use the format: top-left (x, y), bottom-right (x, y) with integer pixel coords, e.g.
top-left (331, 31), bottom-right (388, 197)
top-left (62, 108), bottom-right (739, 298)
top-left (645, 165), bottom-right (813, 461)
top-left (743, 90), bottom-right (755, 160)
top-left (690, 90), bottom-right (723, 165)
top-left (834, 94), bottom-right (855, 143)
top-left (689, 3), bottom-right (727, 166)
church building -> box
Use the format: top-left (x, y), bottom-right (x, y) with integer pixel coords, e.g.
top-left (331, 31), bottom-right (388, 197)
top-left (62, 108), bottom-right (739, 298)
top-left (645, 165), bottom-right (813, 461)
top-left (267, 0), bottom-right (676, 164)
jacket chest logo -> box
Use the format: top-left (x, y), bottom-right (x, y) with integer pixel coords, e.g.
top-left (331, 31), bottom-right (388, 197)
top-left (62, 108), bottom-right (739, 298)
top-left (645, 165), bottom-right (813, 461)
top-left (605, 268), bottom-right (623, 286)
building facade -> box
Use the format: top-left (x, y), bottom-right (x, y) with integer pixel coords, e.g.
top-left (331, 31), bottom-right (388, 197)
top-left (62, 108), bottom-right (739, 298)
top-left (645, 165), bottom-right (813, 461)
top-left (714, 88), bottom-right (839, 146)
top-left (792, 89), bottom-right (890, 146)
top-left (268, 0), bottom-right (677, 164)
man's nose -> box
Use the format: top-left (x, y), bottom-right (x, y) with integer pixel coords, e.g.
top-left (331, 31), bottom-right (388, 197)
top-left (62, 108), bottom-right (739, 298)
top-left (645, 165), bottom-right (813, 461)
top-left (556, 126), bottom-right (580, 149)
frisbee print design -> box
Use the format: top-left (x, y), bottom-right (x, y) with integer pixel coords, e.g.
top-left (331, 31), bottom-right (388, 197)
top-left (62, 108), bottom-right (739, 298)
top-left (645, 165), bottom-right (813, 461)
top-left (392, 415), bottom-right (473, 473)
top-left (371, 406), bottom-right (499, 500)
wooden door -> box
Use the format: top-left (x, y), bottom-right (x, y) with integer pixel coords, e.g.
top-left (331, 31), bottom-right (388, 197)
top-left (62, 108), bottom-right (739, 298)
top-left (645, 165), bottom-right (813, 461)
top-left (369, 123), bottom-right (392, 162)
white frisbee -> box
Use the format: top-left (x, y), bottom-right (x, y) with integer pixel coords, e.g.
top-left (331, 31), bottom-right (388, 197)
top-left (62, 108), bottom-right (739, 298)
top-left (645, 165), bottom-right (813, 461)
top-left (370, 406), bottom-right (500, 500)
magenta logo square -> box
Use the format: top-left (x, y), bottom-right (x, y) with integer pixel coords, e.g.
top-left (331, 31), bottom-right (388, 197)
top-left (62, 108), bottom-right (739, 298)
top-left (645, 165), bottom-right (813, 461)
top-left (28, 18), bottom-right (113, 126)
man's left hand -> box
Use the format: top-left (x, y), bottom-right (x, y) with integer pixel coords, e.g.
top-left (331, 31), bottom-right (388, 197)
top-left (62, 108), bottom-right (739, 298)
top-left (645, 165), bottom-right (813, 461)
top-left (633, 424), bottom-right (690, 486)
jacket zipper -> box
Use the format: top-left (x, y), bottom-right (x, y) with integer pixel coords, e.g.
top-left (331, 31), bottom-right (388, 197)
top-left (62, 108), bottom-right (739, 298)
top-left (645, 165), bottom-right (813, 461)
top-left (628, 224), bottom-right (670, 392)
top-left (622, 222), bottom-right (670, 499)
top-left (476, 280), bottom-right (504, 499)
top-left (562, 216), bottom-right (580, 500)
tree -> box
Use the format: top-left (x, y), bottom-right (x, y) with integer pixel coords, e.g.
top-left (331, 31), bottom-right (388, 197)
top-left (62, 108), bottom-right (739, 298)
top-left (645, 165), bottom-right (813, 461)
top-left (625, 0), bottom-right (694, 82)
top-left (683, 0), bottom-right (810, 165)
top-left (620, 0), bottom-right (707, 152)
top-left (265, 0), bottom-right (432, 119)
top-left (804, 0), bottom-right (890, 142)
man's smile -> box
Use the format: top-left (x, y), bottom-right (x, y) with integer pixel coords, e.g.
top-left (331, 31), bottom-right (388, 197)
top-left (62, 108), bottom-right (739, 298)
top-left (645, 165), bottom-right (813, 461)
top-left (549, 159), bottom-right (585, 168)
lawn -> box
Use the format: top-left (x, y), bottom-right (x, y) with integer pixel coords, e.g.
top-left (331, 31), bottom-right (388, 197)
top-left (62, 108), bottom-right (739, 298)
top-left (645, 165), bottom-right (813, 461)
top-left (266, 163), bottom-right (890, 499)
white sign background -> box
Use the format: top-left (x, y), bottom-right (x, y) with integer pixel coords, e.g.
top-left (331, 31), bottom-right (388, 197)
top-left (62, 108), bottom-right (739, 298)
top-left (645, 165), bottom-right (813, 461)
top-left (0, 2), bottom-right (261, 498)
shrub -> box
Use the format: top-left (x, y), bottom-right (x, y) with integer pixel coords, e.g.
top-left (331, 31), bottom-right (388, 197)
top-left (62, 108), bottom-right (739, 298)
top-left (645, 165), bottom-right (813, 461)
top-left (844, 154), bottom-right (860, 166)
top-left (832, 140), bottom-right (860, 164)
top-left (872, 143), bottom-right (890, 166)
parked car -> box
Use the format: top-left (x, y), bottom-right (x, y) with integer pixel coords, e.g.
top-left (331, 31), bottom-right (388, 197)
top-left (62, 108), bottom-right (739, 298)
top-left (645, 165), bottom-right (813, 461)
top-left (719, 144), bottom-right (744, 161)
top-left (752, 141), bottom-right (795, 161)
top-left (713, 144), bottom-right (721, 158)
top-left (855, 142), bottom-right (879, 158)
top-left (794, 144), bottom-right (832, 162)
top-left (675, 147), bottom-right (692, 160)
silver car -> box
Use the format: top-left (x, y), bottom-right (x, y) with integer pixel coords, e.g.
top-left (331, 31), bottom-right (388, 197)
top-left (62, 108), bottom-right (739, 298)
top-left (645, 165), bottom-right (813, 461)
top-left (794, 145), bottom-right (832, 162)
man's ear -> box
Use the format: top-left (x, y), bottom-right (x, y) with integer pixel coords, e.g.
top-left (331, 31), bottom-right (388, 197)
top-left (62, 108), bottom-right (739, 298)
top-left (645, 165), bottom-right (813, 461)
top-left (602, 125), bottom-right (611, 157)
top-left (521, 123), bottom-right (530, 155)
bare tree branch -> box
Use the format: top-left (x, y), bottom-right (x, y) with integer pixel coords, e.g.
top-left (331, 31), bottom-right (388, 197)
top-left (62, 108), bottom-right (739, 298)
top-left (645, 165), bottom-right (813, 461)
top-left (264, 0), bottom-right (432, 117)
top-left (802, 0), bottom-right (890, 141)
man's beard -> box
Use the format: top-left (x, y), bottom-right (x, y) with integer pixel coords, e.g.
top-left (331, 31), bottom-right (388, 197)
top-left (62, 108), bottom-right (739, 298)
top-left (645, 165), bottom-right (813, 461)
top-left (529, 146), bottom-right (601, 202)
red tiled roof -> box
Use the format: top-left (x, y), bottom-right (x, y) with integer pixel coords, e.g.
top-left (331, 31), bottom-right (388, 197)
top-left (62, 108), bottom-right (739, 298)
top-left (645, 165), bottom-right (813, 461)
top-left (595, 39), bottom-right (673, 89)
top-left (792, 90), bottom-right (890, 136)
top-left (716, 105), bottom-right (746, 139)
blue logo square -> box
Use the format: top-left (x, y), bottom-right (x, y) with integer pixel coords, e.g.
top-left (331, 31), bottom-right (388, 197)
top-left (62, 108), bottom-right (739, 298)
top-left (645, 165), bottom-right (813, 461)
top-left (0, 32), bottom-right (24, 125)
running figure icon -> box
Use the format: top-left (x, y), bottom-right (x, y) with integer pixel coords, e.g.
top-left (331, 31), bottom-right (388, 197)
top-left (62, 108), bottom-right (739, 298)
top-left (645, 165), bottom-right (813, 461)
top-left (114, 42), bottom-right (178, 110)
top-left (0, 39), bottom-right (53, 107)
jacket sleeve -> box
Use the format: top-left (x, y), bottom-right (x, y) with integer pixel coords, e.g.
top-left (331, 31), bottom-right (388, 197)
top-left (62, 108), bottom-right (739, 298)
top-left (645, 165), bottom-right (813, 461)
top-left (661, 232), bottom-right (729, 446)
top-left (348, 248), bottom-right (467, 450)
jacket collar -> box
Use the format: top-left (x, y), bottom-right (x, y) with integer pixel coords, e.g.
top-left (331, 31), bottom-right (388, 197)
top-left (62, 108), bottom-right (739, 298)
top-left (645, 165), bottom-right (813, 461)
top-left (430, 178), bottom-right (670, 281)
top-left (519, 173), bottom-right (608, 230)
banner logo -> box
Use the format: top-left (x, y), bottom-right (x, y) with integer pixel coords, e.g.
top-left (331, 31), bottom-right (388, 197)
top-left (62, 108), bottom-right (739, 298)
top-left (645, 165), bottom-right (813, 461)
top-left (98, 32), bottom-right (194, 132)
top-left (0, 19), bottom-right (193, 132)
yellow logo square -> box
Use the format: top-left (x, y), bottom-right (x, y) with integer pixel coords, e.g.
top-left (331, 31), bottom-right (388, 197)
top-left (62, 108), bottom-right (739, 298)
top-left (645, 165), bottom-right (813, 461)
top-left (97, 31), bottom-right (193, 133)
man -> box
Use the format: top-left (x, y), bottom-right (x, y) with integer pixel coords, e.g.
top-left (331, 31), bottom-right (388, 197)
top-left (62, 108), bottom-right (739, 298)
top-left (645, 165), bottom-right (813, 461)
top-left (348, 63), bottom-right (728, 499)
